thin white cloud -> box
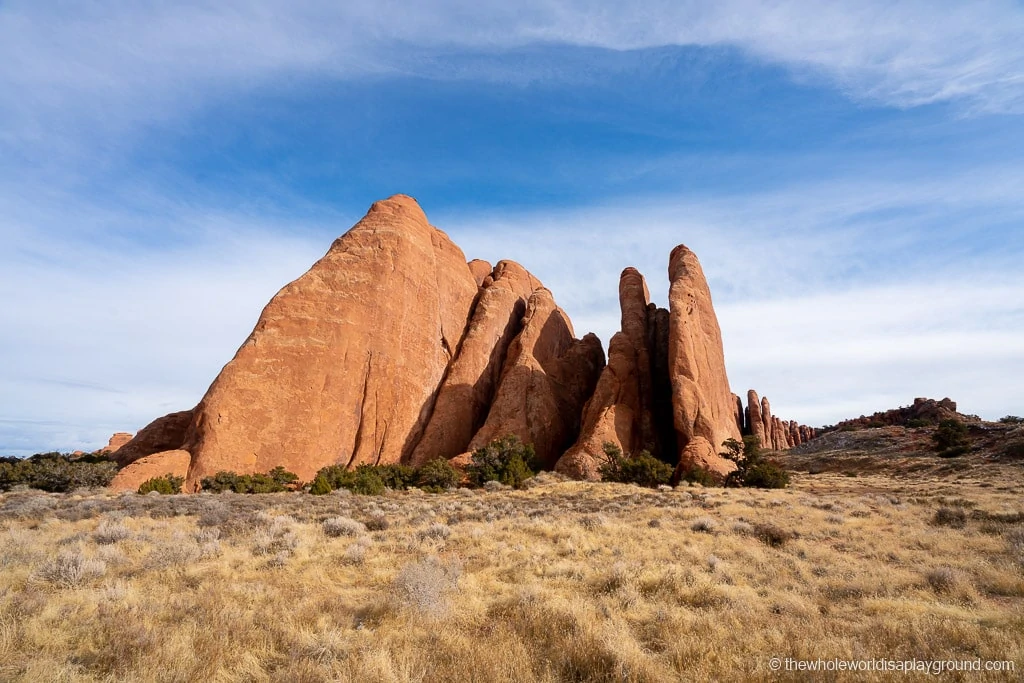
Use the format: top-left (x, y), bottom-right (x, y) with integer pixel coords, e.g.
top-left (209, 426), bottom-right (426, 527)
top-left (2, 0), bottom-right (1023, 159)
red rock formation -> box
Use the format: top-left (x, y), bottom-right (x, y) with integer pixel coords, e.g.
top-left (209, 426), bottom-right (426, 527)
top-left (555, 332), bottom-right (638, 480)
top-left (109, 450), bottom-right (191, 493)
top-left (667, 246), bottom-right (742, 458)
top-left (409, 261), bottom-right (541, 466)
top-left (675, 436), bottom-right (733, 480)
top-left (747, 390), bottom-right (767, 449)
top-left (467, 288), bottom-right (604, 469)
top-left (664, 246), bottom-right (739, 479)
top-left (100, 433), bottom-right (133, 454)
top-left (182, 196), bottom-right (480, 487)
top-left (112, 410), bottom-right (194, 468)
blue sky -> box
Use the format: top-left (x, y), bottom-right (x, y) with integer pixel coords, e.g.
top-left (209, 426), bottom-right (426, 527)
top-left (2, 1), bottom-right (1023, 455)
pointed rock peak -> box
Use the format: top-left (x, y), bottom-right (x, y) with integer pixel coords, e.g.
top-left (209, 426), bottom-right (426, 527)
top-left (668, 244), bottom-right (703, 281)
top-left (493, 260), bottom-right (544, 294)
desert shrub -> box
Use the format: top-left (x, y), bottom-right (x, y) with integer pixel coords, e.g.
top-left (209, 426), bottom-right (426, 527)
top-left (906, 418), bottom-right (933, 428)
top-left (309, 474), bottom-right (333, 495)
top-left (375, 464), bottom-right (417, 490)
top-left (0, 453), bottom-right (117, 492)
top-left (722, 436), bottom-right (790, 489)
top-left (933, 419), bottom-right (969, 457)
top-left (267, 466), bottom-right (299, 489)
top-left (199, 468), bottom-right (297, 494)
top-left (598, 442), bottom-right (673, 488)
top-left (933, 506), bottom-right (968, 528)
top-left (308, 464), bottom-right (401, 495)
top-left (93, 520), bottom-right (131, 545)
top-left (364, 513), bottom-right (390, 531)
top-left (466, 435), bottom-right (538, 489)
top-left (137, 474), bottom-right (184, 495)
top-left (323, 516), bottom-right (366, 538)
top-left (998, 415), bottom-right (1024, 424)
top-left (925, 566), bottom-right (957, 592)
top-left (690, 517), bottom-right (717, 534)
top-left (36, 550), bottom-right (106, 587)
top-left (676, 463), bottom-right (718, 486)
top-left (391, 556), bottom-right (462, 617)
top-left (418, 523), bottom-right (452, 541)
top-left (754, 523), bottom-right (794, 547)
top-left (416, 458), bottom-right (460, 492)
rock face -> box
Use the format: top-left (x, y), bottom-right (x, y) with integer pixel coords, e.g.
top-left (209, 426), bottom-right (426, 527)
top-left (666, 246), bottom-right (740, 474)
top-left (409, 261), bottom-right (542, 466)
top-left (467, 288), bottom-right (604, 469)
top-left (825, 397), bottom-right (964, 432)
top-left (112, 410), bottom-right (194, 468)
top-left (183, 196), bottom-right (481, 487)
top-left (109, 450), bottom-right (191, 493)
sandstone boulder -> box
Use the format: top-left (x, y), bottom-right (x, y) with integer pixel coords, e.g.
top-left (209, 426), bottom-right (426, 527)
top-left (109, 450), bottom-right (192, 493)
top-left (182, 195), bottom-right (480, 488)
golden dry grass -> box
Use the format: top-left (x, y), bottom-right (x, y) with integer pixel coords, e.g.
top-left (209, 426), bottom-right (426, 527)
top-left (1, 464), bottom-right (1022, 682)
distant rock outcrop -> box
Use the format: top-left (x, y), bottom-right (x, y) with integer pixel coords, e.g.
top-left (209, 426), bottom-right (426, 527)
top-left (822, 398), bottom-right (966, 434)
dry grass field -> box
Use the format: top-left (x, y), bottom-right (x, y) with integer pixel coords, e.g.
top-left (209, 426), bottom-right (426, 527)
top-left (1, 443), bottom-right (1022, 681)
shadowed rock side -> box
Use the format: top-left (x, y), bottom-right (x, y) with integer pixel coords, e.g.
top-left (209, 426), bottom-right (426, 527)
top-left (182, 195), bottom-right (480, 488)
top-left (467, 259), bottom-right (492, 287)
top-left (468, 288), bottom-right (605, 469)
top-left (111, 410), bottom-right (195, 468)
top-left (409, 261), bottom-right (543, 466)
top-left (556, 269), bottom-right (674, 479)
top-left (109, 450), bottom-right (191, 493)
top-left (666, 245), bottom-right (741, 476)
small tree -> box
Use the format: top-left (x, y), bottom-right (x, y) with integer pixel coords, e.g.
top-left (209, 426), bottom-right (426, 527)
top-left (598, 442), bottom-right (673, 488)
top-left (933, 419), bottom-right (969, 457)
top-left (722, 435), bottom-right (789, 489)
top-left (466, 435), bottom-right (538, 489)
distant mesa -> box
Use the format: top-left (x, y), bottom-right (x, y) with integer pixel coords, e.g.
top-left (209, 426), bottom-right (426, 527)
top-left (108, 194), bottom-right (812, 491)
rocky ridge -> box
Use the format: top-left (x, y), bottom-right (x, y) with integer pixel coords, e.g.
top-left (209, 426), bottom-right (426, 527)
top-left (111, 195), bottom-right (812, 490)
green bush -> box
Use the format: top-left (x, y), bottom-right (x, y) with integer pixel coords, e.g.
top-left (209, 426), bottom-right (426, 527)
top-left (375, 464), bottom-right (417, 490)
top-left (466, 435), bottom-right (538, 489)
top-left (933, 419), bottom-right (969, 457)
top-left (309, 474), bottom-right (333, 495)
top-left (137, 474), bottom-right (184, 495)
top-left (998, 415), bottom-right (1024, 424)
top-left (416, 458), bottom-right (460, 492)
top-left (722, 436), bottom-right (790, 489)
top-left (598, 442), bottom-right (673, 488)
top-left (0, 453), bottom-right (117, 492)
top-left (199, 468), bottom-right (298, 494)
top-left (906, 418), bottom-right (933, 429)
